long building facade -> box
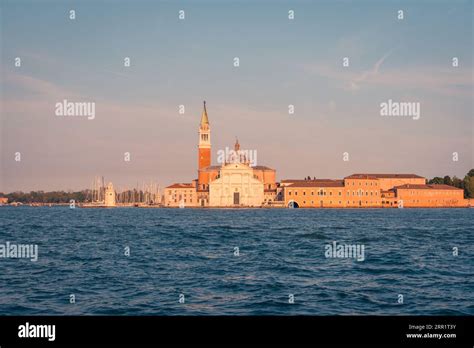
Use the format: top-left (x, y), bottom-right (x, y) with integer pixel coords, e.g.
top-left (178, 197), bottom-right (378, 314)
top-left (164, 103), bottom-right (468, 208)
top-left (283, 175), bottom-right (467, 208)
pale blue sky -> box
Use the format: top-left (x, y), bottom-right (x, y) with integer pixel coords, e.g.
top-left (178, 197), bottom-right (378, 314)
top-left (1, 0), bottom-right (472, 191)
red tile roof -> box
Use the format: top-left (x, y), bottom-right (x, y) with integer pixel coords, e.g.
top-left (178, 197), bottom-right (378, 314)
top-left (348, 173), bottom-right (425, 179)
top-left (344, 175), bottom-right (378, 180)
top-left (166, 183), bottom-right (195, 189)
top-left (281, 179), bottom-right (338, 183)
top-left (394, 184), bottom-right (462, 190)
top-left (288, 180), bottom-right (344, 188)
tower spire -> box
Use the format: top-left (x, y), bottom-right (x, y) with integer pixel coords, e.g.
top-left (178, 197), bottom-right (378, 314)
top-left (198, 101), bottom-right (211, 171)
top-left (200, 100), bottom-right (209, 126)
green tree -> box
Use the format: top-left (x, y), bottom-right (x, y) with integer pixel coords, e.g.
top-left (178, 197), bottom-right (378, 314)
top-left (443, 175), bottom-right (452, 186)
top-left (464, 175), bottom-right (474, 198)
top-left (428, 177), bottom-right (444, 184)
top-left (452, 176), bottom-right (464, 189)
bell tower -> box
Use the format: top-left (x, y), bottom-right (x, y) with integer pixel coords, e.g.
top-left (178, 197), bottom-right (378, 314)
top-left (198, 101), bottom-right (211, 170)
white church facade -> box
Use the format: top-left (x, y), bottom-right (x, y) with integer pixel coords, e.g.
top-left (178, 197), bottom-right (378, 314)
top-left (209, 162), bottom-right (264, 207)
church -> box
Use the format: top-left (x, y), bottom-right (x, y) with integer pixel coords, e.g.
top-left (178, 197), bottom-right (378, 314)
top-left (164, 102), bottom-right (278, 207)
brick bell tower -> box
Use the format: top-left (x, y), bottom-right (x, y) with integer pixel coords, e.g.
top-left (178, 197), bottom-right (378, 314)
top-left (198, 101), bottom-right (211, 170)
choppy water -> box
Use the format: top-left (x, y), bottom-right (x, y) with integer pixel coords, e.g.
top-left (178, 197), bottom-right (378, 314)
top-left (0, 207), bottom-right (472, 315)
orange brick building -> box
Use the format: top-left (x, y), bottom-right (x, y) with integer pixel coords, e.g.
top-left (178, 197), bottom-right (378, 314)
top-left (284, 174), bottom-right (468, 208)
top-left (393, 184), bottom-right (466, 207)
top-left (350, 173), bottom-right (426, 191)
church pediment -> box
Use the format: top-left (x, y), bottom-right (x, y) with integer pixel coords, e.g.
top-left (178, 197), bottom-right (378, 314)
top-left (221, 162), bottom-right (253, 172)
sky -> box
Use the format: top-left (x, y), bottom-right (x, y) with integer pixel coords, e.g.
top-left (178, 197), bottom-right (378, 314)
top-left (0, 0), bottom-right (473, 192)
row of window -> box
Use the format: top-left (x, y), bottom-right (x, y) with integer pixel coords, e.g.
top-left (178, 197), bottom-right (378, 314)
top-left (288, 190), bottom-right (341, 196)
top-left (299, 200), bottom-right (379, 205)
top-left (173, 194), bottom-right (195, 198)
top-left (169, 190), bottom-right (194, 195)
top-left (173, 199), bottom-right (193, 203)
top-left (402, 191), bottom-right (458, 195)
top-left (288, 190), bottom-right (379, 196)
top-left (346, 181), bottom-right (378, 186)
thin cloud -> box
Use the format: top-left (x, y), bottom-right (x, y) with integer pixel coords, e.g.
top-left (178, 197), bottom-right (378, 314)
top-left (350, 49), bottom-right (394, 90)
top-left (303, 58), bottom-right (472, 97)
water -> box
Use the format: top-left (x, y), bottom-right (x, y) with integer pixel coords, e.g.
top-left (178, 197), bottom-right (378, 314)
top-left (0, 207), bottom-right (472, 315)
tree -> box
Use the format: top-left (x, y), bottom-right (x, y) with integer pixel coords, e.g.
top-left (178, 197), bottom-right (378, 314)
top-left (428, 177), bottom-right (444, 184)
top-left (443, 175), bottom-right (452, 186)
top-left (464, 175), bottom-right (474, 198)
top-left (452, 176), bottom-right (464, 189)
